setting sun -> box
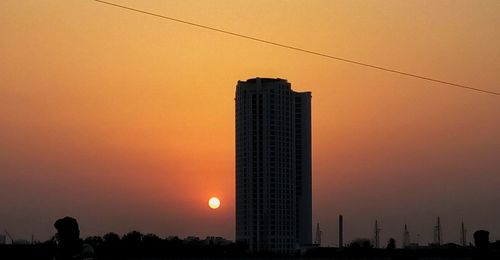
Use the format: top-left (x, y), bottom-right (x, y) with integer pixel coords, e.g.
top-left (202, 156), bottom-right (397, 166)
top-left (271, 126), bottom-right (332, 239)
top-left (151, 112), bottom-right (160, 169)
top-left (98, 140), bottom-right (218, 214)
top-left (208, 197), bottom-right (221, 209)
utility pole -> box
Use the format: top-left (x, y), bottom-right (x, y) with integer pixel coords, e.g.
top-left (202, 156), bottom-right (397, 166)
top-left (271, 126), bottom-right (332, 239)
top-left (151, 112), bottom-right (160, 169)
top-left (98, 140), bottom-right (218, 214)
top-left (374, 220), bottom-right (381, 248)
top-left (339, 215), bottom-right (343, 248)
top-left (434, 217), bottom-right (442, 246)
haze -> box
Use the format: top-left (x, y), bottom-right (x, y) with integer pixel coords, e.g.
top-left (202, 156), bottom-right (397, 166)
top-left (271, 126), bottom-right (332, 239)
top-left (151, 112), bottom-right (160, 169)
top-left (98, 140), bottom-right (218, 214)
top-left (1, 0), bottom-right (499, 246)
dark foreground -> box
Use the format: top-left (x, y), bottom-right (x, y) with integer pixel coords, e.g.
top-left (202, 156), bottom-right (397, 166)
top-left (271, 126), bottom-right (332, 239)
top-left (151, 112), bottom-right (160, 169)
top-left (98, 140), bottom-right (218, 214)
top-left (1, 243), bottom-right (500, 260)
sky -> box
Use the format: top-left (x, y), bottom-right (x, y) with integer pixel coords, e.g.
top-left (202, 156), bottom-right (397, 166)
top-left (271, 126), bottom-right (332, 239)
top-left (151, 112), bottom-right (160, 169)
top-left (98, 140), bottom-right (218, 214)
top-left (1, 0), bottom-right (499, 246)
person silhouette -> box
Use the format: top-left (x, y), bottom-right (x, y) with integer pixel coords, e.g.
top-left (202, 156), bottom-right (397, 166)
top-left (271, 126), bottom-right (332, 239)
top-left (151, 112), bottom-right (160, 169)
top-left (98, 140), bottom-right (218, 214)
top-left (473, 230), bottom-right (490, 250)
top-left (53, 216), bottom-right (94, 260)
top-left (473, 230), bottom-right (498, 260)
top-left (386, 238), bottom-right (396, 250)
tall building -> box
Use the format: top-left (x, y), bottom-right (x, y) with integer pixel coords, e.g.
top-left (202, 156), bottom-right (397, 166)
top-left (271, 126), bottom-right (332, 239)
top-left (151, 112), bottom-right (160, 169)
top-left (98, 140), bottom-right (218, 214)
top-left (235, 78), bottom-right (312, 253)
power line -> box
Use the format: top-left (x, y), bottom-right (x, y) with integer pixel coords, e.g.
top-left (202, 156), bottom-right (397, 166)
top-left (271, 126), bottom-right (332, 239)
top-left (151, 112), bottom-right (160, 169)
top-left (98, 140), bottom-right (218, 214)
top-left (93, 0), bottom-right (500, 96)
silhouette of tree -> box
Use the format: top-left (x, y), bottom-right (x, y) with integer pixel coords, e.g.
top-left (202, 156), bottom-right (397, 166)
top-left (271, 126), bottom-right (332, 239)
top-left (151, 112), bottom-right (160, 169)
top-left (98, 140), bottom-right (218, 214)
top-left (349, 238), bottom-right (373, 249)
top-left (143, 233), bottom-right (161, 244)
top-left (121, 231), bottom-right (143, 257)
top-left (84, 236), bottom-right (103, 248)
top-left (102, 232), bottom-right (120, 244)
top-left (142, 233), bottom-right (163, 257)
top-left (122, 231), bottom-right (143, 246)
top-left (100, 232), bottom-right (121, 258)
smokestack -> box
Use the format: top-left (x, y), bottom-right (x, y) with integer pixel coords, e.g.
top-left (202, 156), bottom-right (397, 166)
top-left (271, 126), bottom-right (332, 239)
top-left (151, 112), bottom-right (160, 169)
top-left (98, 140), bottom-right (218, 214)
top-left (339, 215), bottom-right (343, 248)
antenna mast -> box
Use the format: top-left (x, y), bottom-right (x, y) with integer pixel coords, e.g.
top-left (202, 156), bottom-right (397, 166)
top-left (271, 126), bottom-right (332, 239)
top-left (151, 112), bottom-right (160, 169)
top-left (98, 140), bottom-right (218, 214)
top-left (403, 224), bottom-right (410, 248)
top-left (315, 223), bottom-right (322, 246)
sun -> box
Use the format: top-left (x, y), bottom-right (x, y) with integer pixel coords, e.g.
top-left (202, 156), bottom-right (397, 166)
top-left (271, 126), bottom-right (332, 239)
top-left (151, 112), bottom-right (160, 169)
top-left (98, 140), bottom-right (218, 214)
top-left (208, 197), bottom-right (221, 209)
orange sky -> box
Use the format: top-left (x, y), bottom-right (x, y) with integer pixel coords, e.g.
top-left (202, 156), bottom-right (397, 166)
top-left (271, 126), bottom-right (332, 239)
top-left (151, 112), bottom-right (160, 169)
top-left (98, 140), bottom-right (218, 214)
top-left (1, 0), bottom-right (499, 245)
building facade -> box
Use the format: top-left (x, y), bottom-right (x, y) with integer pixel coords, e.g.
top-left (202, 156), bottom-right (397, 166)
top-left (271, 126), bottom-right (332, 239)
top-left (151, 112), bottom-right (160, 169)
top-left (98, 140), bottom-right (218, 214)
top-left (235, 78), bottom-right (312, 253)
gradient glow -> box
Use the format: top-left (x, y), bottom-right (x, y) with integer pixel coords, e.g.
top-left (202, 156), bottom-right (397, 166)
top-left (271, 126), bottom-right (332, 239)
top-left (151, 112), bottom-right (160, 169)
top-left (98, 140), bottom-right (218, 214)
top-left (0, 0), bottom-right (499, 246)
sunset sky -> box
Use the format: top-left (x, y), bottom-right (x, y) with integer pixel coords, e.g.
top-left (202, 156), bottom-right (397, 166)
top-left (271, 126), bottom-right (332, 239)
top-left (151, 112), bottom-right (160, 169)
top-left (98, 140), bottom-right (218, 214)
top-left (1, 0), bottom-right (499, 246)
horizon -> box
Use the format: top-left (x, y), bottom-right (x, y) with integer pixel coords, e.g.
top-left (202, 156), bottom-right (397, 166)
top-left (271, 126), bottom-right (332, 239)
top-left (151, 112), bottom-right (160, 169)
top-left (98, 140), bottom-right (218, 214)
top-left (1, 0), bottom-right (499, 247)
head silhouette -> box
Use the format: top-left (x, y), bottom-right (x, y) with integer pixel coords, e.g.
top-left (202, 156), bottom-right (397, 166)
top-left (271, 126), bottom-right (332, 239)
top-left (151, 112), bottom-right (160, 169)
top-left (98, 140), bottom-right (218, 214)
top-left (54, 216), bottom-right (80, 243)
top-left (473, 230), bottom-right (490, 250)
top-left (54, 216), bottom-right (82, 259)
top-left (386, 238), bottom-right (396, 250)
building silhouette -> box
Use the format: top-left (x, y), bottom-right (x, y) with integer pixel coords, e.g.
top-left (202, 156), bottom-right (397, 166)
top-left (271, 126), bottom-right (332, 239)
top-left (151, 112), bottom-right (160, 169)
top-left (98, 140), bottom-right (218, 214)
top-left (235, 78), bottom-right (312, 253)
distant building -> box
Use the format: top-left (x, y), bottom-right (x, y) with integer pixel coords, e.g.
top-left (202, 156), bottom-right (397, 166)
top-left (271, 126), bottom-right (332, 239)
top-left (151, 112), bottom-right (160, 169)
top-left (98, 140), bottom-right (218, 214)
top-left (235, 78), bottom-right (312, 254)
top-left (0, 235), bottom-right (5, 244)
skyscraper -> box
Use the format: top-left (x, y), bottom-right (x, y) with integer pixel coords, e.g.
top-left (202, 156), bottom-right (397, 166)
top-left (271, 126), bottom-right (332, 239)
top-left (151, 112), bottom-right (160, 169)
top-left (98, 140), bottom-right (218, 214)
top-left (235, 78), bottom-right (312, 253)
